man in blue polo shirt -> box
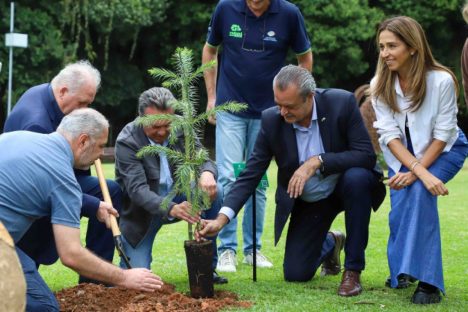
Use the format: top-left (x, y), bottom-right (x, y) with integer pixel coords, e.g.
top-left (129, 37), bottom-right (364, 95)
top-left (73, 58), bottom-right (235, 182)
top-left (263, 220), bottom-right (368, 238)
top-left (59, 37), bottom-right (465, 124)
top-left (0, 108), bottom-right (163, 311)
top-left (202, 0), bottom-right (313, 272)
top-left (3, 60), bottom-right (121, 284)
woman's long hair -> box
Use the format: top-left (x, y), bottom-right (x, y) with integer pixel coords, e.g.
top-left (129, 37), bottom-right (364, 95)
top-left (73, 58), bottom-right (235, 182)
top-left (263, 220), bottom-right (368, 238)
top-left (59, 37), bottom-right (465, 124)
top-left (371, 16), bottom-right (458, 113)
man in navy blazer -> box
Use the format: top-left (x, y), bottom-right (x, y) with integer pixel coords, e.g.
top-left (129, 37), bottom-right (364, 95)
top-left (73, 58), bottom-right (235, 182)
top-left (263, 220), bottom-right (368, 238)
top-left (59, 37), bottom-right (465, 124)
top-left (198, 65), bottom-right (385, 297)
top-left (3, 60), bottom-right (121, 285)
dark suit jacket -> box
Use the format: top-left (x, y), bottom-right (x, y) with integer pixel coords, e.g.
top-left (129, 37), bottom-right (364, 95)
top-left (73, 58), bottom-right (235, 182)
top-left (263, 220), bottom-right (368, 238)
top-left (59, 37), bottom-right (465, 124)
top-left (3, 83), bottom-right (99, 214)
top-left (115, 119), bottom-right (217, 247)
top-left (224, 88), bottom-right (386, 244)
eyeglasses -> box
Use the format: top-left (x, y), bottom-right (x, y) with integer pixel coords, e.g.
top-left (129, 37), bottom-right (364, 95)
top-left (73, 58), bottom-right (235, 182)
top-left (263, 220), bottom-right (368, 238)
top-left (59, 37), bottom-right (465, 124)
top-left (241, 14), bottom-right (267, 53)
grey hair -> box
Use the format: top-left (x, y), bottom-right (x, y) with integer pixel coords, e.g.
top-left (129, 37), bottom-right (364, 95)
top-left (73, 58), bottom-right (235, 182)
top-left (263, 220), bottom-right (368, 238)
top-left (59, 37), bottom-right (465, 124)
top-left (463, 2), bottom-right (468, 23)
top-left (57, 108), bottom-right (109, 141)
top-left (51, 60), bottom-right (101, 93)
top-left (138, 87), bottom-right (175, 116)
top-left (273, 65), bottom-right (316, 101)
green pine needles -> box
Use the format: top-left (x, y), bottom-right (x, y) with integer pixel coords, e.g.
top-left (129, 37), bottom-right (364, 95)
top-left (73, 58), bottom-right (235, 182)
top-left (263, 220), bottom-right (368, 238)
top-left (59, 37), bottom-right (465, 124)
top-left (136, 47), bottom-right (246, 240)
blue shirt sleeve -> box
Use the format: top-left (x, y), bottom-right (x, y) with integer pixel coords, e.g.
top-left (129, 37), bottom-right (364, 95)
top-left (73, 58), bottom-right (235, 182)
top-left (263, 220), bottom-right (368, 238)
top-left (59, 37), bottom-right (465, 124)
top-left (290, 6), bottom-right (311, 54)
top-left (206, 3), bottom-right (223, 46)
top-left (22, 123), bottom-right (51, 134)
top-left (81, 193), bottom-right (101, 216)
top-left (74, 168), bottom-right (101, 215)
top-left (50, 183), bottom-right (82, 229)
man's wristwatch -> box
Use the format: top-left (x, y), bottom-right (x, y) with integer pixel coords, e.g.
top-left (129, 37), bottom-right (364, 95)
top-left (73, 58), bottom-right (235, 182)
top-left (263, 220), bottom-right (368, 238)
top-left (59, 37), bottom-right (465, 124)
top-left (317, 154), bottom-right (325, 173)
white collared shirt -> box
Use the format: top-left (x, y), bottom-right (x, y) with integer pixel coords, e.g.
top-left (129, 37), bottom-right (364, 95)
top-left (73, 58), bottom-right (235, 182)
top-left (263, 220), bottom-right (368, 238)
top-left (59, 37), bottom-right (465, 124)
top-left (147, 137), bottom-right (173, 196)
top-left (372, 70), bottom-right (459, 173)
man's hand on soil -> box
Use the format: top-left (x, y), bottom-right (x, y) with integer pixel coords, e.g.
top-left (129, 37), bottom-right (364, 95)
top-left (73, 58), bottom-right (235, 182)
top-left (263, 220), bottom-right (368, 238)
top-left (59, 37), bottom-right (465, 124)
top-left (121, 268), bottom-right (163, 292)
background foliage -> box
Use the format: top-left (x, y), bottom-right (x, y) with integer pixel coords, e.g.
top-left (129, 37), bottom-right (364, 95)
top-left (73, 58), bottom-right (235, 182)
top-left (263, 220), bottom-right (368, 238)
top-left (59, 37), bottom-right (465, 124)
top-left (1, 0), bottom-right (467, 141)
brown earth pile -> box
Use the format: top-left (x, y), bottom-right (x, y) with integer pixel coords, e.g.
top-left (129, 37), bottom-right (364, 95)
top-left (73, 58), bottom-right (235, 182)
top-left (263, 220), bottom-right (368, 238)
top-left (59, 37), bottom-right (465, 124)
top-left (56, 283), bottom-right (251, 312)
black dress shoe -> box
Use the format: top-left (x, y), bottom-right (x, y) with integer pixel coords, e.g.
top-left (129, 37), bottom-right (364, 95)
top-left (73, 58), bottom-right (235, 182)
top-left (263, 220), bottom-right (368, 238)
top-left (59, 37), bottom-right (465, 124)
top-left (213, 271), bottom-right (228, 284)
top-left (385, 274), bottom-right (416, 289)
top-left (320, 231), bottom-right (345, 276)
top-left (411, 282), bottom-right (441, 304)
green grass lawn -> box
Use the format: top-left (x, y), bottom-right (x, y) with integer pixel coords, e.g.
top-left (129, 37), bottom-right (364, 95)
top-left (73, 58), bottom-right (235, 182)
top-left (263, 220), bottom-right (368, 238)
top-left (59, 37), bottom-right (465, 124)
top-left (41, 163), bottom-right (468, 311)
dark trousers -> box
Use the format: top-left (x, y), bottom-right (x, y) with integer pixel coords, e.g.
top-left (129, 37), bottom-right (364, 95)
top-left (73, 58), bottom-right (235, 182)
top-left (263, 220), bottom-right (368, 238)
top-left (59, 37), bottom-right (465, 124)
top-left (17, 247), bottom-right (59, 312)
top-left (17, 176), bottom-right (122, 284)
top-left (283, 167), bottom-right (378, 282)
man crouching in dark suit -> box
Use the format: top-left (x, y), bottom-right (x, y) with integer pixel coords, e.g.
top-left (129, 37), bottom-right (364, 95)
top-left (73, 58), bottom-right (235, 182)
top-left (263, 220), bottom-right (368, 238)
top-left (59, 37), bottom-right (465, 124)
top-left (197, 65), bottom-right (386, 297)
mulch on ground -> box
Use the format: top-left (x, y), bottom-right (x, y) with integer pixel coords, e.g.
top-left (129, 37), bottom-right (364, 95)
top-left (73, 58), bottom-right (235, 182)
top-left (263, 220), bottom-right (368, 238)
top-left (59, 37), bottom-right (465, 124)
top-left (56, 283), bottom-right (252, 312)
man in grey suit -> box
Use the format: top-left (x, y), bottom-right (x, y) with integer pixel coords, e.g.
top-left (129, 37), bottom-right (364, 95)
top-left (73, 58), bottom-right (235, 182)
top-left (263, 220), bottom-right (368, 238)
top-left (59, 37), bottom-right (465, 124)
top-left (114, 87), bottom-right (227, 284)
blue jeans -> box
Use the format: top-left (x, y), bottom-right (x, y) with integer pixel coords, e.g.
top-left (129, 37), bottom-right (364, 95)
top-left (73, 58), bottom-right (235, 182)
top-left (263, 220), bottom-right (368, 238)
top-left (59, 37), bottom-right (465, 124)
top-left (216, 112), bottom-right (267, 255)
top-left (16, 247), bottom-right (59, 312)
top-left (120, 184), bottom-right (223, 270)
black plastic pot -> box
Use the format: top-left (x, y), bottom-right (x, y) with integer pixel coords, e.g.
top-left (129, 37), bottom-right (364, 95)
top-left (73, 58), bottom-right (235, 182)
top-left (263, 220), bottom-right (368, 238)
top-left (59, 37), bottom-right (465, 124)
top-left (184, 240), bottom-right (214, 298)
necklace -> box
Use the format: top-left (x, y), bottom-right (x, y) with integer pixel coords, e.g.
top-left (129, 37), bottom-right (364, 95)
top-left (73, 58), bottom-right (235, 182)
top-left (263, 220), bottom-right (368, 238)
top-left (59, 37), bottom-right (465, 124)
top-left (398, 76), bottom-right (409, 95)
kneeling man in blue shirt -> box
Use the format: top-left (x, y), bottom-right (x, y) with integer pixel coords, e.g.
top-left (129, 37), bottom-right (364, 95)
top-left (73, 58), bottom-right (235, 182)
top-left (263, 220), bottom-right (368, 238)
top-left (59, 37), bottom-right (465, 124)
top-left (0, 108), bottom-right (163, 311)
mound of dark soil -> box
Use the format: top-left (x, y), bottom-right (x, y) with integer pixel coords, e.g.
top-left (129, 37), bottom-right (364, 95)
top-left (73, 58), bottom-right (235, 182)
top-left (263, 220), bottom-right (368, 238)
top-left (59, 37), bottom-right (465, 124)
top-left (56, 283), bottom-right (251, 312)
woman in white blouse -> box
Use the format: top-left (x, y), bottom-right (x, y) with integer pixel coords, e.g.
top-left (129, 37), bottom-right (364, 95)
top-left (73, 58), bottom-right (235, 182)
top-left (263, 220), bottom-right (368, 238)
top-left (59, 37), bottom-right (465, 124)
top-left (371, 16), bottom-right (468, 305)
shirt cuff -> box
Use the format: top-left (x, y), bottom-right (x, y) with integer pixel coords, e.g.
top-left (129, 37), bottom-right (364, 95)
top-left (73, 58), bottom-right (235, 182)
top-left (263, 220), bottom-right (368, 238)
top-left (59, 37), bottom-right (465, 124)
top-left (81, 193), bottom-right (100, 216)
top-left (219, 207), bottom-right (235, 221)
top-left (433, 127), bottom-right (457, 143)
top-left (206, 41), bottom-right (219, 49)
top-left (166, 202), bottom-right (176, 221)
top-left (295, 48), bottom-right (311, 56)
top-left (379, 132), bottom-right (401, 147)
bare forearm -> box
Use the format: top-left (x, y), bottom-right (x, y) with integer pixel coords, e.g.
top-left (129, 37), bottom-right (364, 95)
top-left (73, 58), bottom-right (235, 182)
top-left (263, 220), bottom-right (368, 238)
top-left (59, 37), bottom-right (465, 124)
top-left (63, 246), bottom-right (125, 287)
top-left (388, 138), bottom-right (446, 169)
top-left (54, 224), bottom-right (162, 291)
top-left (387, 138), bottom-right (449, 196)
top-left (202, 44), bottom-right (218, 101)
top-left (297, 51), bottom-right (313, 72)
top-left (387, 139), bottom-right (419, 169)
top-left (418, 139), bottom-right (446, 168)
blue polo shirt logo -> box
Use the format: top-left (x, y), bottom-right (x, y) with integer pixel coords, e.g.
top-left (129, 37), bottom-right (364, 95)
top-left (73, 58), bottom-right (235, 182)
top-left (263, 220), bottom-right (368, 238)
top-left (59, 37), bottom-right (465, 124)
top-left (229, 24), bottom-right (242, 38)
top-left (264, 30), bottom-right (277, 42)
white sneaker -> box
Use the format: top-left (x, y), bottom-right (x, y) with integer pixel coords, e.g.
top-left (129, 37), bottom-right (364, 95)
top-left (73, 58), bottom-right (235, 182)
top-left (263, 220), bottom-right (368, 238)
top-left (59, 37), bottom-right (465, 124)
top-left (216, 249), bottom-right (237, 272)
top-left (243, 250), bottom-right (273, 268)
